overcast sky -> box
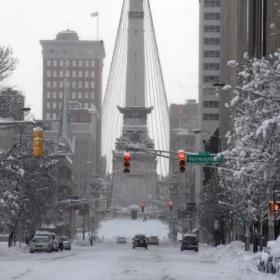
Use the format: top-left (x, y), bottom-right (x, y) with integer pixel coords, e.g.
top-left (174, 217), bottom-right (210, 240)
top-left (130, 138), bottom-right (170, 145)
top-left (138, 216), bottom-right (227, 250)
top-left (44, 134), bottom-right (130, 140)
top-left (0, 0), bottom-right (199, 118)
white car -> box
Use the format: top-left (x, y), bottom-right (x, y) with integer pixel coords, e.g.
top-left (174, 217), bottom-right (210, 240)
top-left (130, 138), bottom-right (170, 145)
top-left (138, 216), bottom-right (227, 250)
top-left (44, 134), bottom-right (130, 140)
top-left (30, 236), bottom-right (52, 253)
top-left (61, 236), bottom-right (71, 250)
top-left (35, 231), bottom-right (58, 251)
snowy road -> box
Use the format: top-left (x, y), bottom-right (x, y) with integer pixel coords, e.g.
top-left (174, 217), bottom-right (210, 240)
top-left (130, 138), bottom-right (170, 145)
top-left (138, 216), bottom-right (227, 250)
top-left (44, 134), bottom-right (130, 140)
top-left (0, 242), bottom-right (272, 280)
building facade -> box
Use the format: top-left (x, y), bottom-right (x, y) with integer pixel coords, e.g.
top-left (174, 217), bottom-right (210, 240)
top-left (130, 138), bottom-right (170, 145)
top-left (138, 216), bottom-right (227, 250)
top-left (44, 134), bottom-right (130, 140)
top-left (40, 30), bottom-right (105, 174)
top-left (198, 0), bottom-right (221, 139)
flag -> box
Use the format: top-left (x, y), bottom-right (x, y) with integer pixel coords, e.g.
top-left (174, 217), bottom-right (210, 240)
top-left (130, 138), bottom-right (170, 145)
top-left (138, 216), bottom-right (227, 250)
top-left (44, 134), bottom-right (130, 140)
top-left (91, 11), bottom-right (99, 17)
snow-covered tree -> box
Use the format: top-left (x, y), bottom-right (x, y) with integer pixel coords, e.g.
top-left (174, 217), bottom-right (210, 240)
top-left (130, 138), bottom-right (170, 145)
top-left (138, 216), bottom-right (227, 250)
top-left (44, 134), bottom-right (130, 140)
top-left (0, 46), bottom-right (17, 85)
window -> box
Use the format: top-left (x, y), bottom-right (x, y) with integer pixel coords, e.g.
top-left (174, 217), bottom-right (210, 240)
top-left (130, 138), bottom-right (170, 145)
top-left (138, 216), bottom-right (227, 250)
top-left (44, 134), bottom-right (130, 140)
top-left (91, 60), bottom-right (95, 67)
top-left (78, 60), bottom-right (83, 67)
top-left (59, 103), bottom-right (62, 109)
top-left (91, 71), bottom-right (95, 78)
top-left (204, 51), bottom-right (220, 58)
top-left (203, 101), bottom-right (219, 108)
top-left (204, 25), bottom-right (220, 33)
top-left (46, 92), bottom-right (51, 99)
top-left (204, 63), bottom-right (220, 70)
top-left (204, 38), bottom-right (220, 45)
top-left (53, 70), bottom-right (57, 77)
top-left (59, 81), bottom-right (64, 88)
top-left (59, 60), bottom-right (64, 67)
top-left (90, 81), bottom-right (95, 89)
top-left (90, 103), bottom-right (95, 108)
top-left (72, 71), bottom-right (76, 78)
top-left (204, 75), bottom-right (219, 83)
top-left (85, 81), bottom-right (89, 88)
top-left (204, 13), bottom-right (220, 20)
top-left (59, 92), bottom-right (63, 99)
top-left (78, 71), bottom-right (83, 78)
top-left (65, 70), bottom-right (70, 77)
top-left (52, 113), bottom-right (57, 119)
top-left (53, 92), bottom-right (57, 98)
top-left (47, 102), bottom-right (50, 109)
top-left (84, 103), bottom-right (88, 108)
top-left (72, 60), bottom-right (77, 67)
top-left (53, 81), bottom-right (57, 88)
top-left (46, 60), bottom-right (51, 67)
top-left (204, 0), bottom-right (220, 7)
top-left (72, 81), bottom-right (76, 88)
top-left (46, 113), bottom-right (50, 120)
top-left (53, 60), bottom-right (57, 67)
top-left (85, 60), bottom-right (89, 67)
top-left (53, 103), bottom-right (57, 109)
top-left (78, 92), bottom-right (83, 99)
top-left (85, 71), bottom-right (89, 78)
top-left (59, 70), bottom-right (64, 77)
top-left (91, 91), bottom-right (95, 98)
top-left (47, 70), bottom-right (51, 77)
top-left (78, 81), bottom-right (83, 89)
top-left (85, 92), bottom-right (89, 99)
top-left (46, 81), bottom-right (51, 88)
top-left (72, 92), bottom-right (76, 99)
top-left (203, 113), bottom-right (219, 120)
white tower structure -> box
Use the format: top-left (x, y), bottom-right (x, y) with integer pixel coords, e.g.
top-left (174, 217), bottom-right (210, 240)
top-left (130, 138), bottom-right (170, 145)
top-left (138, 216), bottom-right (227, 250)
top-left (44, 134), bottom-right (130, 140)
top-left (112, 0), bottom-right (157, 208)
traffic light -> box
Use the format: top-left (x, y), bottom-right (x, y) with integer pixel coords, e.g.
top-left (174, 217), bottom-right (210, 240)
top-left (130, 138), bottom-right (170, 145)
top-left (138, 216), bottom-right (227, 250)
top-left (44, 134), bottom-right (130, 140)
top-left (123, 152), bottom-right (131, 173)
top-left (168, 200), bottom-right (173, 211)
top-left (269, 201), bottom-right (280, 213)
top-left (140, 202), bottom-right (144, 213)
top-left (177, 150), bottom-right (186, 173)
top-left (33, 128), bottom-right (43, 157)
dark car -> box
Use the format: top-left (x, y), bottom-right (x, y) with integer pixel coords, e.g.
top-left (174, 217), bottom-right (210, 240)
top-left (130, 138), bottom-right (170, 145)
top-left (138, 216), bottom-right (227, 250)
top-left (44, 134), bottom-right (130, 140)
top-left (148, 236), bottom-right (159, 245)
top-left (180, 234), bottom-right (199, 252)
top-left (133, 234), bottom-right (148, 249)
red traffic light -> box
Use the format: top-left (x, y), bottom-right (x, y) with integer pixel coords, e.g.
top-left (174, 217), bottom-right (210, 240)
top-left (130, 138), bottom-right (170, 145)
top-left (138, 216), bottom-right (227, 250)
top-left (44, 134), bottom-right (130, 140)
top-left (123, 152), bottom-right (131, 173)
top-left (269, 201), bottom-right (280, 212)
top-left (177, 150), bottom-right (186, 172)
top-left (168, 200), bottom-right (173, 210)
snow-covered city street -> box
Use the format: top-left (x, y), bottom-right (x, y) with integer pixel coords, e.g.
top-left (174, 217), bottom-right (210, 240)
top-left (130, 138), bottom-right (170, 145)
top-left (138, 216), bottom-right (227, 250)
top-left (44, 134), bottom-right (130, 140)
top-left (0, 219), bottom-right (276, 280)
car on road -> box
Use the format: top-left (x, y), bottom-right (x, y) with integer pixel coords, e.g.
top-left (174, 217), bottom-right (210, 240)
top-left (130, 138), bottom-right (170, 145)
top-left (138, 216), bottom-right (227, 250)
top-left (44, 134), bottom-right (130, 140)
top-left (180, 234), bottom-right (199, 252)
top-left (29, 236), bottom-right (53, 253)
top-left (35, 231), bottom-right (59, 251)
top-left (148, 236), bottom-right (159, 245)
top-left (133, 234), bottom-right (148, 249)
top-left (61, 236), bottom-right (71, 250)
top-left (117, 236), bottom-right (127, 244)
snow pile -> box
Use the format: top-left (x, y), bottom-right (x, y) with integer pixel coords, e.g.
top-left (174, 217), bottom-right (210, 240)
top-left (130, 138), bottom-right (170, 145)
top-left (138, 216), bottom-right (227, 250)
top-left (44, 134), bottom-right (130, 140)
top-left (0, 242), bottom-right (28, 258)
top-left (98, 218), bottom-right (169, 241)
top-left (201, 242), bottom-right (277, 280)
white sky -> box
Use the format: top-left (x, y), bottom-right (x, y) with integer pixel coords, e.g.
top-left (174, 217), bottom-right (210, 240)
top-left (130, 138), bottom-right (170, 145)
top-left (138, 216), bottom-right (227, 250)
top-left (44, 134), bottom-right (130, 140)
top-left (0, 0), bottom-right (199, 118)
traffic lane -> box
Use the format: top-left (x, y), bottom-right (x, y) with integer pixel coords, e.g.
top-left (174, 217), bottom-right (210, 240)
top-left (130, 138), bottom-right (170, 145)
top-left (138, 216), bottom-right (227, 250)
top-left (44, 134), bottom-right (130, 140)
top-left (0, 243), bottom-right (228, 280)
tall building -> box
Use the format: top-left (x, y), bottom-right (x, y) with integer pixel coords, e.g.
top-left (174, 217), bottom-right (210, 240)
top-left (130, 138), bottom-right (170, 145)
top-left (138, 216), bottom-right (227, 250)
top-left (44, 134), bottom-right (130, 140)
top-left (40, 30), bottom-right (105, 173)
top-left (198, 0), bottom-right (221, 139)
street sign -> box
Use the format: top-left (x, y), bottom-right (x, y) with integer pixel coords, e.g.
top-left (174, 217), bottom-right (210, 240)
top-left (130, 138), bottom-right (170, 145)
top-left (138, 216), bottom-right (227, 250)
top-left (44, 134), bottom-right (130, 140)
top-left (187, 152), bottom-right (224, 164)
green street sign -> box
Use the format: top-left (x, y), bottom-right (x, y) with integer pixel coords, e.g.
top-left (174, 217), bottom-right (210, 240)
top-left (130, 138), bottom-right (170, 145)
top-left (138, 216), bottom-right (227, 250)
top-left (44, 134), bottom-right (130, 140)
top-left (187, 152), bottom-right (224, 164)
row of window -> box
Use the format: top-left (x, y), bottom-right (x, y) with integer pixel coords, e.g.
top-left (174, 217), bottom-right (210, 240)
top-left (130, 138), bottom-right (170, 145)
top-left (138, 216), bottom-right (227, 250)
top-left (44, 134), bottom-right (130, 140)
top-left (204, 25), bottom-right (220, 33)
top-left (46, 59), bottom-right (95, 68)
top-left (204, 63), bottom-right (220, 70)
top-left (204, 50), bottom-right (220, 58)
top-left (46, 102), bottom-right (94, 110)
top-left (203, 113), bottom-right (219, 120)
top-left (46, 80), bottom-right (95, 89)
top-left (204, 0), bottom-right (220, 7)
top-left (203, 101), bottom-right (219, 108)
top-left (203, 75), bottom-right (219, 83)
top-left (204, 13), bottom-right (220, 20)
top-left (204, 38), bottom-right (220, 45)
top-left (46, 91), bottom-right (95, 99)
top-left (46, 70), bottom-right (95, 78)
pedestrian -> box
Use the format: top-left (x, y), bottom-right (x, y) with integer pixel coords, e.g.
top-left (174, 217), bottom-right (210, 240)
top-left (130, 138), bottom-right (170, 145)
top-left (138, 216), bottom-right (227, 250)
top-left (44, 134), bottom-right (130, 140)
top-left (58, 238), bottom-right (63, 251)
top-left (90, 234), bottom-right (94, 246)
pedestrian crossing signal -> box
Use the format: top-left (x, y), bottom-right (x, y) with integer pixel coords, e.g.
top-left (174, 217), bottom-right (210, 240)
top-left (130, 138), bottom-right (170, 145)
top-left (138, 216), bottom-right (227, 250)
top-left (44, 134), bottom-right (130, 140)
top-left (123, 152), bottom-right (131, 173)
top-left (33, 128), bottom-right (43, 157)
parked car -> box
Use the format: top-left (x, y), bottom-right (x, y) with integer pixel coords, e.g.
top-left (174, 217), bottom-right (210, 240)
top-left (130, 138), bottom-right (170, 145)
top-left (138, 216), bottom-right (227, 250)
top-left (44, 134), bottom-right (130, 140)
top-left (147, 236), bottom-right (159, 245)
top-left (29, 236), bottom-right (52, 253)
top-left (180, 234), bottom-right (199, 252)
top-left (132, 234), bottom-right (148, 249)
top-left (117, 236), bottom-right (127, 244)
top-left (60, 236), bottom-right (71, 250)
top-left (35, 231), bottom-right (58, 251)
